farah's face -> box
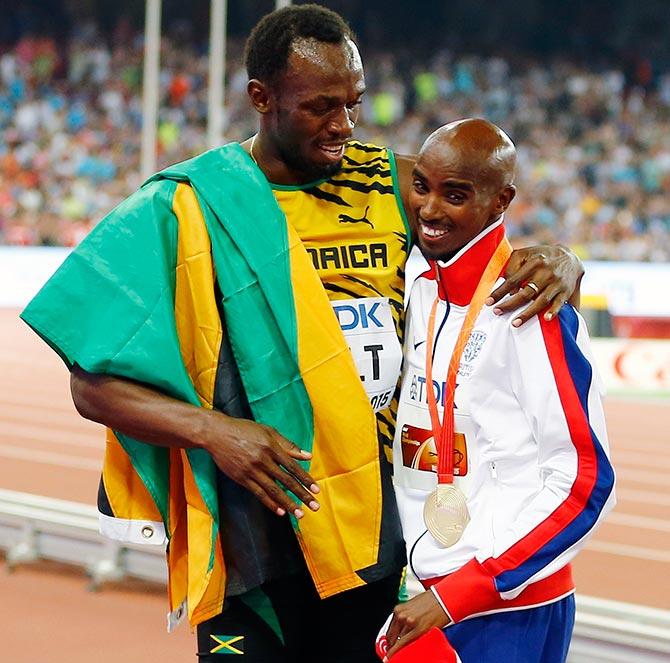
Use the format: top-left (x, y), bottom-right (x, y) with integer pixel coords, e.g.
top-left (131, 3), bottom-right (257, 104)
top-left (267, 38), bottom-right (365, 181)
top-left (410, 143), bottom-right (508, 260)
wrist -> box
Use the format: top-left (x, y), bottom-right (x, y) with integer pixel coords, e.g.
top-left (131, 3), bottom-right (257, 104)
top-left (557, 243), bottom-right (584, 277)
top-left (430, 586), bottom-right (453, 625)
top-left (186, 406), bottom-right (219, 451)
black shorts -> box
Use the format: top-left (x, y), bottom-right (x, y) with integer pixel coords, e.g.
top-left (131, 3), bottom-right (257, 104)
top-left (196, 568), bottom-right (402, 663)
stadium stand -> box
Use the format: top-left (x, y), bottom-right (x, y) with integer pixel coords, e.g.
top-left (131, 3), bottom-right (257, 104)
top-left (2, 21), bottom-right (670, 260)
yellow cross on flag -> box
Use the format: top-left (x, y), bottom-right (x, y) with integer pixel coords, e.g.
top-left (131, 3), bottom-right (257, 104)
top-left (210, 634), bottom-right (245, 655)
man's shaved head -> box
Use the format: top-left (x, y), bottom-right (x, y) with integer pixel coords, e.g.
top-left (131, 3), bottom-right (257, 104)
top-left (410, 118), bottom-right (517, 260)
top-left (420, 118), bottom-right (517, 194)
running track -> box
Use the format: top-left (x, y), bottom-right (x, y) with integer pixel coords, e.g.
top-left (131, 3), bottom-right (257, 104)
top-left (1, 309), bottom-right (668, 661)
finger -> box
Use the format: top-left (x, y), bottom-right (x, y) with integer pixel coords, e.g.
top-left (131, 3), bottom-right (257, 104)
top-left (541, 286), bottom-right (570, 321)
top-left (384, 607), bottom-right (416, 660)
top-left (488, 273), bottom-right (548, 307)
top-left (491, 287), bottom-right (539, 315)
top-left (246, 480), bottom-right (288, 517)
top-left (385, 617), bottom-right (401, 651)
top-left (268, 464), bottom-right (320, 512)
top-left (508, 263), bottom-right (552, 295)
top-left (511, 284), bottom-right (566, 327)
top-left (491, 264), bottom-right (553, 313)
top-left (486, 274), bottom-right (521, 306)
top-left (508, 250), bottom-right (548, 274)
top-left (506, 252), bottom-right (552, 283)
top-left (253, 475), bottom-right (306, 518)
top-left (487, 254), bottom-right (549, 306)
top-left (273, 440), bottom-right (320, 494)
top-left (384, 632), bottom-right (404, 660)
top-left (276, 434), bottom-right (313, 460)
top-left (386, 629), bottom-right (420, 660)
top-left (285, 446), bottom-right (312, 459)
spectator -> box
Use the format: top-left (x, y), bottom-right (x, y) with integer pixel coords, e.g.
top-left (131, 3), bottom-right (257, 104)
top-left (1, 24), bottom-right (669, 260)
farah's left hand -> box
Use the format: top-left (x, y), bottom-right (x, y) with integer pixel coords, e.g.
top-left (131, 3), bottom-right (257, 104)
top-left (383, 591), bottom-right (450, 661)
top-left (486, 245), bottom-right (584, 327)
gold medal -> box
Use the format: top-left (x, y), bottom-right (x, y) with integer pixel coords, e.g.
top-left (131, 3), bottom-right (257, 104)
top-left (423, 484), bottom-right (470, 548)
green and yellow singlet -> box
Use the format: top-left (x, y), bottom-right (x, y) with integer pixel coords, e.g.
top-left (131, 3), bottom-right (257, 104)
top-left (272, 141), bottom-right (411, 458)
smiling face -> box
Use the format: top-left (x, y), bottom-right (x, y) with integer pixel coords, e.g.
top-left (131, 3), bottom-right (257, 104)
top-left (410, 119), bottom-right (517, 260)
top-left (253, 37), bottom-right (365, 183)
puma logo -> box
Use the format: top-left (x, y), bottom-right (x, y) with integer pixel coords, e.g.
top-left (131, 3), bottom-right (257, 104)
top-left (339, 206), bottom-right (374, 228)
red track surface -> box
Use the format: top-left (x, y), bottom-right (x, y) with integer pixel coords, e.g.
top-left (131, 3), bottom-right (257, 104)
top-left (1, 309), bottom-right (669, 661)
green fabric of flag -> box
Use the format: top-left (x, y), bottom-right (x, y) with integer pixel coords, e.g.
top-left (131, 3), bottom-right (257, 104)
top-left (20, 144), bottom-right (313, 527)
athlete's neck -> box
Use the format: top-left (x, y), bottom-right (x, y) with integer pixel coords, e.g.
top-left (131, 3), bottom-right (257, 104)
top-left (427, 218), bottom-right (506, 306)
top-left (432, 216), bottom-right (504, 266)
top-left (246, 133), bottom-right (338, 186)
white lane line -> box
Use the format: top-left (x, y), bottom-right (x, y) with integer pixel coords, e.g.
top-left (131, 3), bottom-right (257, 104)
top-left (0, 398), bottom-right (75, 413)
top-left (0, 389), bottom-right (71, 405)
top-left (614, 468), bottom-right (669, 486)
top-left (585, 540), bottom-right (670, 563)
top-left (2, 401), bottom-right (82, 419)
top-left (611, 451), bottom-right (670, 470)
top-left (1, 422), bottom-right (103, 449)
top-left (0, 444), bottom-right (100, 471)
top-left (612, 442), bottom-right (670, 455)
top-left (0, 430), bottom-right (102, 451)
top-left (607, 512), bottom-right (670, 532)
top-left (605, 395), bottom-right (670, 405)
top-left (616, 488), bottom-right (670, 506)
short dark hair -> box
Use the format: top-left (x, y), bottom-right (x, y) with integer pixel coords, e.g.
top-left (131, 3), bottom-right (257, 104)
top-left (244, 4), bottom-right (355, 84)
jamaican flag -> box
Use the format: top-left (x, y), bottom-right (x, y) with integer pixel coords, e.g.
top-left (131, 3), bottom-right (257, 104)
top-left (20, 144), bottom-right (382, 626)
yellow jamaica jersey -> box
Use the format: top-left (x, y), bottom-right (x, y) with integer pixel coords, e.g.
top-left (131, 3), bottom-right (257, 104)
top-left (272, 141), bottom-right (411, 457)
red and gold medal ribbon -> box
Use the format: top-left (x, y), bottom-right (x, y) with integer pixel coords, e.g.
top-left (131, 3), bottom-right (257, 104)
top-left (425, 238), bottom-right (512, 484)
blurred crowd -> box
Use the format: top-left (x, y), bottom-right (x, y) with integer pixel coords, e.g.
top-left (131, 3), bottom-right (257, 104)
top-left (2, 21), bottom-right (670, 261)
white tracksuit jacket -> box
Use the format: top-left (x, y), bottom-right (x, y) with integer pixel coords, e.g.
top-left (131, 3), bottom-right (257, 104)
top-left (393, 220), bottom-right (616, 623)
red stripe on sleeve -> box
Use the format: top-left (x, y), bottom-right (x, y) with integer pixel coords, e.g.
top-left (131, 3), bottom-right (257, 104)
top-left (481, 316), bottom-right (599, 579)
